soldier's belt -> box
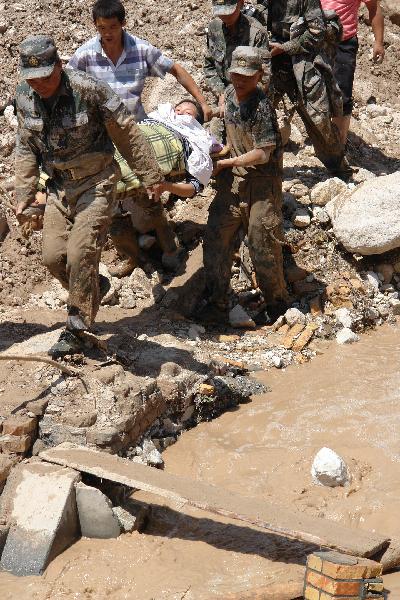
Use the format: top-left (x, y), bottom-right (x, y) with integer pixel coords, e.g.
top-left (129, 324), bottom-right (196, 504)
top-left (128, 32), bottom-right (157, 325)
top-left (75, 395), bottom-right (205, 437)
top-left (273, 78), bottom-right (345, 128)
top-left (51, 154), bottom-right (114, 182)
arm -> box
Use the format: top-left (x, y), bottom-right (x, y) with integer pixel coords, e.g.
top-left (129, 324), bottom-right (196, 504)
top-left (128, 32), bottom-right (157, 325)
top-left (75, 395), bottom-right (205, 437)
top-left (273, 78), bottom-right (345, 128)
top-left (152, 181), bottom-right (197, 199)
top-left (214, 147), bottom-right (273, 175)
top-left (367, 0), bottom-right (385, 63)
top-left (169, 63), bottom-right (212, 122)
top-left (67, 50), bottom-right (87, 72)
top-left (204, 27), bottom-right (226, 104)
top-left (14, 126), bottom-right (41, 221)
top-left (272, 1), bottom-right (326, 56)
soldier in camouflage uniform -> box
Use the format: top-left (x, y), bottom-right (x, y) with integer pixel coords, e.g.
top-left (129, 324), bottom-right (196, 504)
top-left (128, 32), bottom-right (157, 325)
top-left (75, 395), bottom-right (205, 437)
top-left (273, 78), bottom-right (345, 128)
top-left (262, 0), bottom-right (350, 176)
top-left (204, 0), bottom-right (269, 118)
top-left (15, 35), bottom-right (163, 357)
top-left (203, 46), bottom-right (288, 323)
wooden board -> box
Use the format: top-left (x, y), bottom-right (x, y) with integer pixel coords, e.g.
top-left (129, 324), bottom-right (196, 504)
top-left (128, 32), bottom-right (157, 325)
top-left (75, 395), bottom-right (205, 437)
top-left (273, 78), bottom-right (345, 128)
top-left (40, 444), bottom-right (390, 558)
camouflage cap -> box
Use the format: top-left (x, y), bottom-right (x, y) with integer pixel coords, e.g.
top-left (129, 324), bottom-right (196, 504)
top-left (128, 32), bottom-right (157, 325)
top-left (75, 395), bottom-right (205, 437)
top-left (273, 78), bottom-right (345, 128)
top-left (19, 35), bottom-right (59, 80)
top-left (228, 46), bottom-right (263, 76)
top-left (212, 0), bottom-right (238, 17)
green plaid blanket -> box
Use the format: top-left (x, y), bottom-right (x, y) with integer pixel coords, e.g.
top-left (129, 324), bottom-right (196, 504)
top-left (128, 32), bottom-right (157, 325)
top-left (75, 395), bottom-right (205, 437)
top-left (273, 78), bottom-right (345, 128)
top-left (116, 122), bottom-right (185, 196)
top-left (38, 122), bottom-right (185, 198)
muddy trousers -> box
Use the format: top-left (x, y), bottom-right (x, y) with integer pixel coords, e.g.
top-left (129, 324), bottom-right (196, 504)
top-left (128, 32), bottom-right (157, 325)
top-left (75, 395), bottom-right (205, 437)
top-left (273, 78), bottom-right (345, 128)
top-left (42, 170), bottom-right (118, 327)
top-left (272, 60), bottom-right (345, 173)
top-left (110, 188), bottom-right (177, 260)
top-left (204, 171), bottom-right (288, 307)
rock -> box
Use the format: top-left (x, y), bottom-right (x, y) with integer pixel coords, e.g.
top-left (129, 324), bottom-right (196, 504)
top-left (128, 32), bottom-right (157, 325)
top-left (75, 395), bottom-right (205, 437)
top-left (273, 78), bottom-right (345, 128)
top-left (284, 307), bottom-right (306, 327)
top-left (365, 271), bottom-right (381, 290)
top-left (365, 104), bottom-right (389, 118)
top-left (229, 304), bottom-right (256, 328)
top-left (390, 298), bottom-right (400, 315)
top-left (0, 461), bottom-right (80, 576)
top-left (141, 439), bottom-right (164, 468)
top-left (290, 182), bottom-right (309, 199)
top-left (326, 173), bottom-right (400, 255)
top-left (2, 415), bottom-right (37, 436)
top-left (351, 168), bottom-right (376, 184)
top-left (199, 383), bottom-right (215, 396)
top-left (311, 447), bottom-right (350, 487)
top-left (188, 323), bottom-right (205, 341)
top-left (112, 499), bottom-right (149, 533)
top-left (310, 178), bottom-right (348, 207)
top-left (376, 263), bottom-right (394, 284)
top-left (334, 308), bottom-right (353, 329)
top-left (312, 206), bottom-right (330, 225)
top-left (293, 209), bottom-right (311, 228)
top-left (76, 482), bottom-right (120, 539)
top-left (336, 328), bottom-right (359, 345)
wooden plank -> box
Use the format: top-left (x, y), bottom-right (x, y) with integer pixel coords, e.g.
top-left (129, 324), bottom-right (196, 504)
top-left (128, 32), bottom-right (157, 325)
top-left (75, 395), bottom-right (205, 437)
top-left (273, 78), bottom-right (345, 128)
top-left (40, 444), bottom-right (389, 558)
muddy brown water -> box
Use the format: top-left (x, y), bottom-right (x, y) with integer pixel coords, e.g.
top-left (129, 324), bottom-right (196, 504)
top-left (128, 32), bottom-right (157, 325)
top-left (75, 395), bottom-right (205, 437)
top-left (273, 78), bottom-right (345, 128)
top-left (1, 324), bottom-right (400, 598)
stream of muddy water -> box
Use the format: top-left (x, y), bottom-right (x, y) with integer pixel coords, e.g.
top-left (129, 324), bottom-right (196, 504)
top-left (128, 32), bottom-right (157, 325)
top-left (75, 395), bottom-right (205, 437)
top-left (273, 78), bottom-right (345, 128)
top-left (1, 324), bottom-right (400, 598)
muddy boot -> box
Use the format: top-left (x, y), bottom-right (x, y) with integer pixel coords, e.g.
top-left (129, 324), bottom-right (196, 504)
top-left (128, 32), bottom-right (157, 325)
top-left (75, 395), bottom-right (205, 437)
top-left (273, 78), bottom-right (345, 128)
top-left (255, 301), bottom-right (288, 326)
top-left (48, 330), bottom-right (83, 358)
top-left (109, 258), bottom-right (136, 278)
top-left (197, 302), bottom-right (229, 325)
top-left (329, 156), bottom-right (356, 182)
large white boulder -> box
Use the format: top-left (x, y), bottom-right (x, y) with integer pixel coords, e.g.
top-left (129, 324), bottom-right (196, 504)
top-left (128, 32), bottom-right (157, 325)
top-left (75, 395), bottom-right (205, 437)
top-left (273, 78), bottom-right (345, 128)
top-left (311, 447), bottom-right (350, 487)
top-left (326, 172), bottom-right (400, 255)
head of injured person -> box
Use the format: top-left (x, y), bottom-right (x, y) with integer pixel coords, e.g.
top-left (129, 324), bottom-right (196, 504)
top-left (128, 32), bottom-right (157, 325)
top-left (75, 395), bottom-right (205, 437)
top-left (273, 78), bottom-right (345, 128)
top-left (228, 46), bottom-right (270, 95)
top-left (174, 99), bottom-right (205, 124)
top-left (212, 0), bottom-right (243, 25)
top-left (19, 35), bottom-right (62, 98)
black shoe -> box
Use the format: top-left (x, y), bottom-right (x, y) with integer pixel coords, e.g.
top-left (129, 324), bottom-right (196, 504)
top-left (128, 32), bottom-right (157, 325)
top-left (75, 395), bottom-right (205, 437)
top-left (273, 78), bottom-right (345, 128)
top-left (48, 330), bottom-right (83, 358)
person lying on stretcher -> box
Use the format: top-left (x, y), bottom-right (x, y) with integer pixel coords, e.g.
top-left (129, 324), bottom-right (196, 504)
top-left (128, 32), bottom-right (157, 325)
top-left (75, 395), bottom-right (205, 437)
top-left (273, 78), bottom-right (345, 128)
top-left (20, 99), bottom-right (222, 237)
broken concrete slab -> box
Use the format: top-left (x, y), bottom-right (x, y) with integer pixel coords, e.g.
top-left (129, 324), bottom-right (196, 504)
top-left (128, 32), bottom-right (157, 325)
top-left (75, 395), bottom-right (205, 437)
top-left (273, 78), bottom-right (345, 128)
top-left (40, 444), bottom-right (390, 559)
top-left (0, 460), bottom-right (80, 576)
top-left (76, 482), bottom-right (120, 539)
top-left (0, 524), bottom-right (9, 556)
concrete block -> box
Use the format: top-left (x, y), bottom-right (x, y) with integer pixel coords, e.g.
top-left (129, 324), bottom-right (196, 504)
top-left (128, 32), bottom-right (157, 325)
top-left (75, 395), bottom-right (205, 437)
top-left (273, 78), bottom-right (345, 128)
top-left (2, 415), bottom-right (37, 436)
top-left (0, 460), bottom-right (80, 576)
top-left (76, 482), bottom-right (120, 539)
top-left (0, 434), bottom-right (32, 455)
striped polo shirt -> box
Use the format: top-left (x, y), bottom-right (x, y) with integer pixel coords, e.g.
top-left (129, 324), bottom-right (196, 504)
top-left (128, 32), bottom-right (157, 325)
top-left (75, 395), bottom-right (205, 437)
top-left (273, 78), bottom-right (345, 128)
top-left (68, 31), bottom-right (174, 121)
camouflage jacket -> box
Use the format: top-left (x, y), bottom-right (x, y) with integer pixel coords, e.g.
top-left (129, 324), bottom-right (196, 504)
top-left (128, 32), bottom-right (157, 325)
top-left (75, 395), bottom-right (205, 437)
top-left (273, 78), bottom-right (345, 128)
top-left (15, 69), bottom-right (163, 205)
top-left (261, 0), bottom-right (326, 55)
top-left (224, 84), bottom-right (282, 178)
top-left (204, 13), bottom-right (269, 97)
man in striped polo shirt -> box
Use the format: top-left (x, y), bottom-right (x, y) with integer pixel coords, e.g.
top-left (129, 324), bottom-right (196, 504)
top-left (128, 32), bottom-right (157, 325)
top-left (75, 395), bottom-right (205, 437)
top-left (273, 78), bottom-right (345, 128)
top-left (68, 0), bottom-right (212, 275)
top-left (68, 0), bottom-right (212, 123)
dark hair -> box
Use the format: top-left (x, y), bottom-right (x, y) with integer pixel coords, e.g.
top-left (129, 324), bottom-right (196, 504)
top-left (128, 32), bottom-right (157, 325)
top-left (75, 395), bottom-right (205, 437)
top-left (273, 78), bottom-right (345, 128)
top-left (92, 0), bottom-right (126, 23)
top-left (175, 99), bottom-right (204, 125)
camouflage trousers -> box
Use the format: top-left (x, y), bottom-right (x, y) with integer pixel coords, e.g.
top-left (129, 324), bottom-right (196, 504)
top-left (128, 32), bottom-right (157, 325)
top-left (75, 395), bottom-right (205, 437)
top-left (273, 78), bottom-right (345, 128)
top-left (110, 187), bottom-right (177, 261)
top-left (42, 165), bottom-right (119, 327)
top-left (272, 55), bottom-right (345, 173)
top-left (204, 170), bottom-right (288, 307)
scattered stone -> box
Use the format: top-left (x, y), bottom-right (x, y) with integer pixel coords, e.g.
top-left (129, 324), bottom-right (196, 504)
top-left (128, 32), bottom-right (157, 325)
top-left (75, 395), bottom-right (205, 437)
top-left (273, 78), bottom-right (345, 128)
top-left (188, 323), bottom-right (205, 340)
top-left (284, 307), bottom-right (306, 327)
top-left (76, 482), bottom-right (120, 539)
top-left (292, 323), bottom-right (319, 352)
top-left (334, 308), bottom-right (353, 329)
top-left (311, 447), bottom-right (350, 487)
top-left (0, 461), bottom-right (80, 576)
top-left (229, 304), bottom-right (255, 328)
top-left (282, 323), bottom-right (306, 349)
top-left (0, 455), bottom-right (19, 494)
top-left (141, 439), bottom-right (164, 468)
top-left (0, 434), bottom-right (32, 454)
top-left (365, 104), bottom-right (389, 117)
top-left (327, 172), bottom-right (400, 255)
top-left (336, 328), bottom-right (359, 345)
top-left (351, 168), bottom-right (376, 184)
top-left (390, 298), bottom-right (400, 315)
top-left (365, 271), bottom-right (381, 290)
top-left (199, 383), bottom-right (215, 396)
top-left (376, 263), bottom-right (394, 284)
top-left (310, 178), bottom-right (348, 207)
top-left (218, 334), bottom-right (240, 343)
top-left (2, 415), bottom-right (37, 436)
top-left (112, 500), bottom-right (149, 533)
top-left (312, 206), bottom-right (330, 225)
top-left (293, 209), bottom-right (311, 228)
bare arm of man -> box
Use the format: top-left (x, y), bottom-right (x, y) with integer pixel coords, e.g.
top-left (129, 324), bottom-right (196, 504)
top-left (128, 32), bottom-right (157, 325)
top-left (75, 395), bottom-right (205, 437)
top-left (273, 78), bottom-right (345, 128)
top-left (367, 0), bottom-right (385, 63)
top-left (169, 63), bottom-right (212, 122)
top-left (214, 146), bottom-right (273, 175)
